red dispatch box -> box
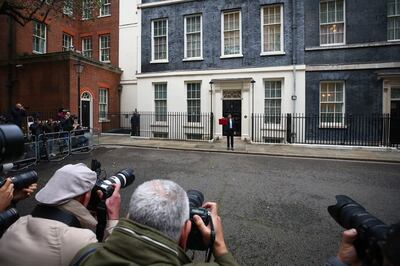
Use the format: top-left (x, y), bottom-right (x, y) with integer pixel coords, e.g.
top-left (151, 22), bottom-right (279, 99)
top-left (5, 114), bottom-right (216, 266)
top-left (219, 118), bottom-right (228, 126)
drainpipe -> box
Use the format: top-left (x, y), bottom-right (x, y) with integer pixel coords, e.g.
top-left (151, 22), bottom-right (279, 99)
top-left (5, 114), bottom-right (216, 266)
top-left (291, 0), bottom-right (297, 114)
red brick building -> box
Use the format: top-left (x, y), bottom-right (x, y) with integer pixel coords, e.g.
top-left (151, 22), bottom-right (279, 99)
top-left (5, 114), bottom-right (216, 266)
top-left (0, 0), bottom-right (121, 132)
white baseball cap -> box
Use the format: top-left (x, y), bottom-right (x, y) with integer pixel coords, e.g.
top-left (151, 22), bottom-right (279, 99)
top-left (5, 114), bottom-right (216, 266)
top-left (36, 163), bottom-right (97, 205)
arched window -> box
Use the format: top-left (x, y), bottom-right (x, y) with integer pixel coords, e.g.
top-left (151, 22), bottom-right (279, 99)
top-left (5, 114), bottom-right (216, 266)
top-left (81, 92), bottom-right (91, 100)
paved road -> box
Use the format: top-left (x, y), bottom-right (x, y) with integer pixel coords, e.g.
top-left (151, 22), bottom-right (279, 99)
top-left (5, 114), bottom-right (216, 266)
top-left (16, 147), bottom-right (400, 265)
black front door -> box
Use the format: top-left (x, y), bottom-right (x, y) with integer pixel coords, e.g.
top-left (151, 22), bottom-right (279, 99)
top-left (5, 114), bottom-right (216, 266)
top-left (390, 100), bottom-right (400, 144)
top-left (223, 100), bottom-right (241, 136)
top-left (81, 100), bottom-right (90, 128)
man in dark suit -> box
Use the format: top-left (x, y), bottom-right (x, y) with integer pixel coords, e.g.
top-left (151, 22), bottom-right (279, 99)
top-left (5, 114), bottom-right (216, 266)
top-left (226, 113), bottom-right (235, 150)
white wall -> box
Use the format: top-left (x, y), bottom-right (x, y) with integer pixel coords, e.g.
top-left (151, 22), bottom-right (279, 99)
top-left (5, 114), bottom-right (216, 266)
top-left (136, 66), bottom-right (306, 139)
top-left (119, 0), bottom-right (139, 112)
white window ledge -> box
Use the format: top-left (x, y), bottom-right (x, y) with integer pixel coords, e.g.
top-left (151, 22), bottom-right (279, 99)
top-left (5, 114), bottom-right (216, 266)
top-left (260, 51), bottom-right (286, 56)
top-left (98, 14), bottom-right (111, 18)
top-left (319, 124), bottom-right (347, 129)
top-left (183, 123), bottom-right (203, 128)
top-left (182, 57), bottom-right (203, 62)
top-left (100, 60), bottom-right (111, 64)
top-left (150, 60), bottom-right (169, 64)
top-left (320, 42), bottom-right (346, 47)
top-left (151, 122), bottom-right (168, 127)
top-left (220, 54), bottom-right (243, 59)
top-left (99, 119), bottom-right (110, 123)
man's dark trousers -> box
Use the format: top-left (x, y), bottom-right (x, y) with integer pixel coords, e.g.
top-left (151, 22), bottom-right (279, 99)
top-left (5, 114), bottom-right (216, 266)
top-left (227, 128), bottom-right (234, 149)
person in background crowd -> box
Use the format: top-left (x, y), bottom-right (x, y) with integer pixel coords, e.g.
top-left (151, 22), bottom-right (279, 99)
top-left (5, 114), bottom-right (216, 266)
top-left (61, 112), bottom-right (74, 132)
top-left (10, 103), bottom-right (27, 128)
top-left (57, 108), bottom-right (66, 121)
top-left (130, 109), bottom-right (140, 137)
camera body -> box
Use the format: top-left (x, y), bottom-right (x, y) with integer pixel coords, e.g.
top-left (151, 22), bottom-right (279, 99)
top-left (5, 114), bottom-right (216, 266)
top-left (186, 190), bottom-right (211, 250)
top-left (328, 195), bottom-right (399, 266)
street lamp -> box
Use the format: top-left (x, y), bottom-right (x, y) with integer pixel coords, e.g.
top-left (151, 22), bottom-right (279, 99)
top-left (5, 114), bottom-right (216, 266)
top-left (251, 79), bottom-right (256, 141)
top-left (74, 60), bottom-right (84, 124)
top-left (209, 80), bottom-right (214, 114)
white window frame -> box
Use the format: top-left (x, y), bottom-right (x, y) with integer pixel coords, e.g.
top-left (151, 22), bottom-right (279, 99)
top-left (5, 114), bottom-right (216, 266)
top-left (99, 0), bottom-right (111, 17)
top-left (63, 0), bottom-right (73, 16)
top-left (319, 0), bottom-right (346, 46)
top-left (319, 81), bottom-right (345, 128)
top-left (260, 5), bottom-right (284, 55)
top-left (264, 80), bottom-right (283, 125)
top-left (32, 21), bottom-right (46, 54)
top-left (186, 82), bottom-right (201, 123)
top-left (388, 0), bottom-right (400, 41)
top-left (184, 14), bottom-right (203, 61)
top-left (221, 10), bottom-right (243, 58)
top-left (151, 19), bottom-right (169, 63)
top-left (99, 34), bottom-right (111, 63)
top-left (82, 37), bottom-right (92, 58)
top-left (154, 83), bottom-right (168, 122)
top-left (62, 33), bottom-right (73, 51)
top-left (82, 0), bottom-right (92, 20)
top-left (99, 88), bottom-right (108, 121)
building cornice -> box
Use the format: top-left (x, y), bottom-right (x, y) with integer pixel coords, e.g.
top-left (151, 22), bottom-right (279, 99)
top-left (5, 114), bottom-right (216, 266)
top-left (305, 41), bottom-right (400, 51)
top-left (3, 51), bottom-right (122, 74)
top-left (136, 65), bottom-right (306, 78)
top-left (306, 62), bottom-right (400, 72)
top-left (138, 0), bottom-right (197, 9)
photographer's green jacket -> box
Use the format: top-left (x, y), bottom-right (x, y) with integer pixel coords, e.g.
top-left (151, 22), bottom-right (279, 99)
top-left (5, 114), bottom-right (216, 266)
top-left (72, 218), bottom-right (239, 266)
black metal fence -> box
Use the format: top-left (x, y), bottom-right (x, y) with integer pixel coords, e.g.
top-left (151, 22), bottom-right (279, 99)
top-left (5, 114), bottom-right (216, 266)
top-left (252, 113), bottom-right (398, 147)
top-left (101, 112), bottom-right (214, 141)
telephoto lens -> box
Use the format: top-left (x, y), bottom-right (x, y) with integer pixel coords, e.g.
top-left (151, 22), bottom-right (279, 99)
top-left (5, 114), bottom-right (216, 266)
top-left (0, 125), bottom-right (25, 163)
top-left (328, 195), bottom-right (390, 264)
top-left (0, 208), bottom-right (19, 237)
top-left (10, 171), bottom-right (38, 190)
top-left (96, 168), bottom-right (135, 199)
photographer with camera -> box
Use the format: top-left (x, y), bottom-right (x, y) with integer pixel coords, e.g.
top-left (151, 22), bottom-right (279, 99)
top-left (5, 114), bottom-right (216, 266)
top-left (0, 163), bottom-right (121, 266)
top-left (326, 195), bottom-right (400, 266)
top-left (72, 179), bottom-right (238, 266)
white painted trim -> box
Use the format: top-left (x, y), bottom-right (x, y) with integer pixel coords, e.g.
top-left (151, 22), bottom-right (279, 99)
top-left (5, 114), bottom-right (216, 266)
top-left (184, 14), bottom-right (203, 60)
top-left (319, 81), bottom-right (345, 128)
top-left (120, 79), bottom-right (138, 85)
top-left (151, 18), bottom-right (169, 63)
top-left (137, 65), bottom-right (306, 78)
top-left (220, 54), bottom-right (243, 59)
top-left (221, 10), bottom-right (242, 57)
top-left (80, 91), bottom-right (93, 130)
top-left (99, 34), bottom-right (111, 63)
top-left (306, 41), bottom-right (400, 51)
top-left (138, 0), bottom-right (195, 9)
top-left (307, 62), bottom-right (400, 71)
top-left (260, 52), bottom-right (286, 56)
top-left (260, 4), bottom-right (284, 54)
top-left (319, 0), bottom-right (346, 46)
top-left (150, 60), bottom-right (169, 64)
top-left (182, 57), bottom-right (203, 62)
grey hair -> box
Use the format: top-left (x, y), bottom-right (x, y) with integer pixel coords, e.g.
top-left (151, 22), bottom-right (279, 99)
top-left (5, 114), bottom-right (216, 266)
top-left (128, 179), bottom-right (190, 241)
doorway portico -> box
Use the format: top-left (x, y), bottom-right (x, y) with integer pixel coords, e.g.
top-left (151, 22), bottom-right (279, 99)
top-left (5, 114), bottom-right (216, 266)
top-left (211, 78), bottom-right (253, 140)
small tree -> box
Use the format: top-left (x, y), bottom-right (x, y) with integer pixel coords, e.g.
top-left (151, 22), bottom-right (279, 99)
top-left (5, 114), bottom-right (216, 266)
top-left (0, 0), bottom-right (101, 26)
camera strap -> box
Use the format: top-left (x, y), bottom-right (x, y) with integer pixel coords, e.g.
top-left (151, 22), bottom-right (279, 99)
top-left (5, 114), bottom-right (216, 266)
top-left (95, 201), bottom-right (107, 242)
top-left (31, 205), bottom-right (81, 228)
top-left (205, 216), bottom-right (216, 263)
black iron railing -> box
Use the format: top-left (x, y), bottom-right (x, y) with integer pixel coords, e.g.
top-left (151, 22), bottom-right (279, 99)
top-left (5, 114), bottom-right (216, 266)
top-left (101, 112), bottom-right (214, 141)
top-left (252, 113), bottom-right (398, 147)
